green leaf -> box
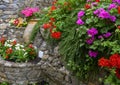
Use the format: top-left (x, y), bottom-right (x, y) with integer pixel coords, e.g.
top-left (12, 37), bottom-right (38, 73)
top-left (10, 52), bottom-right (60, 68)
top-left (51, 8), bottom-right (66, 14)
top-left (116, 19), bottom-right (120, 25)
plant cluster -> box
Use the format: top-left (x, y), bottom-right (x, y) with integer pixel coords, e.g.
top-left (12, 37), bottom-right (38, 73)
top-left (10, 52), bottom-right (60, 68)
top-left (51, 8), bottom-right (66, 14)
top-left (40, 0), bottom-right (120, 84)
top-left (0, 37), bottom-right (37, 62)
top-left (98, 54), bottom-right (120, 84)
top-left (9, 17), bottom-right (27, 28)
top-left (21, 7), bottom-right (40, 17)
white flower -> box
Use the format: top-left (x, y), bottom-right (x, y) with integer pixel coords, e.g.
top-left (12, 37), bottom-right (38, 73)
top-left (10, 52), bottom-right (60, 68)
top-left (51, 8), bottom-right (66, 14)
top-left (4, 42), bottom-right (12, 47)
top-left (20, 45), bottom-right (24, 48)
top-left (24, 52), bottom-right (28, 56)
top-left (15, 46), bottom-right (20, 50)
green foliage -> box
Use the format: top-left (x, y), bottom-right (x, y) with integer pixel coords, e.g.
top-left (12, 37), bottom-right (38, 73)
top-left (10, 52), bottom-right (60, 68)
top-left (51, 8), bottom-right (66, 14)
top-left (104, 69), bottom-right (120, 85)
top-left (0, 38), bottom-right (37, 62)
top-left (0, 82), bottom-right (9, 85)
top-left (40, 0), bottom-right (120, 83)
top-left (29, 20), bottom-right (41, 43)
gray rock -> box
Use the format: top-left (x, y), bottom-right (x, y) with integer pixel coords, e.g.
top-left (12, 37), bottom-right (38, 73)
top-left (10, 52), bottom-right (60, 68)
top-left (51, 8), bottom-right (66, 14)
top-left (3, 0), bottom-right (10, 3)
top-left (0, 5), bottom-right (7, 9)
top-left (8, 4), bottom-right (18, 9)
top-left (4, 11), bottom-right (16, 15)
top-left (0, 10), bottom-right (3, 15)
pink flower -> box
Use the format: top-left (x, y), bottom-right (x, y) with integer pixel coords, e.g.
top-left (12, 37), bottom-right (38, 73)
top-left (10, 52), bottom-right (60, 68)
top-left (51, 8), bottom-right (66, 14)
top-left (76, 19), bottom-right (84, 25)
top-left (21, 7), bottom-right (39, 17)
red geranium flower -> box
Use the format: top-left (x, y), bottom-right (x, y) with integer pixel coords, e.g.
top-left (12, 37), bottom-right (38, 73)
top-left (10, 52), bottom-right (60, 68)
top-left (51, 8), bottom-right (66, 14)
top-left (43, 23), bottom-right (52, 29)
top-left (6, 48), bottom-right (13, 55)
top-left (118, 6), bottom-right (120, 14)
top-left (51, 32), bottom-right (61, 39)
top-left (11, 40), bottom-right (17, 45)
top-left (95, 0), bottom-right (100, 2)
top-left (117, 58), bottom-right (120, 69)
top-left (29, 44), bottom-right (34, 48)
top-left (0, 37), bottom-right (6, 44)
top-left (14, 19), bottom-right (19, 25)
top-left (118, 26), bottom-right (120, 29)
top-left (50, 6), bottom-right (56, 11)
top-left (85, 4), bottom-right (91, 9)
top-left (50, 18), bottom-right (55, 22)
top-left (109, 54), bottom-right (119, 67)
top-left (98, 57), bottom-right (110, 67)
top-left (115, 68), bottom-right (120, 79)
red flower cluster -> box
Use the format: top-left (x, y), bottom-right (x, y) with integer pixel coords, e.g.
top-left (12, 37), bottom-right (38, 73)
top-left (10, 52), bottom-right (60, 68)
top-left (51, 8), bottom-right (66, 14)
top-left (43, 23), bottom-right (52, 29)
top-left (118, 26), bottom-right (120, 29)
top-left (6, 48), bottom-right (13, 55)
top-left (51, 32), bottom-right (61, 39)
top-left (98, 54), bottom-right (120, 68)
top-left (50, 6), bottom-right (56, 11)
top-left (98, 54), bottom-right (120, 79)
top-left (85, 4), bottom-right (91, 9)
top-left (42, 0), bottom-right (62, 39)
top-left (118, 6), bottom-right (120, 14)
top-left (0, 37), bottom-right (6, 45)
top-left (11, 40), bottom-right (17, 46)
top-left (13, 19), bottom-right (19, 26)
top-left (115, 68), bottom-right (120, 79)
top-left (95, 0), bottom-right (100, 2)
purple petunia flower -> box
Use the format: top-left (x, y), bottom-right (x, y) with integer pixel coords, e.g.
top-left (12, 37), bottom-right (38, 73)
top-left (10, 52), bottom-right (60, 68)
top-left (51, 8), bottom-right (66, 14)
top-left (98, 35), bottom-right (103, 39)
top-left (112, 0), bottom-right (117, 2)
top-left (93, 9), bottom-right (100, 15)
top-left (103, 32), bottom-right (112, 38)
top-left (108, 3), bottom-right (117, 10)
top-left (77, 10), bottom-right (85, 18)
top-left (98, 10), bottom-right (110, 19)
top-left (116, 0), bottom-right (120, 5)
top-left (86, 37), bottom-right (95, 44)
top-left (112, 0), bottom-right (120, 5)
top-left (76, 19), bottom-right (84, 25)
top-left (109, 15), bottom-right (116, 22)
top-left (87, 28), bottom-right (98, 36)
top-left (88, 50), bottom-right (98, 58)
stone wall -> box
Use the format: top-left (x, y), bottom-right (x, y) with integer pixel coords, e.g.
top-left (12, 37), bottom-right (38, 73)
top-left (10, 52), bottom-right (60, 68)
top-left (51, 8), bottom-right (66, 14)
top-left (0, 0), bottom-right (53, 29)
top-left (0, 0), bottom-right (85, 85)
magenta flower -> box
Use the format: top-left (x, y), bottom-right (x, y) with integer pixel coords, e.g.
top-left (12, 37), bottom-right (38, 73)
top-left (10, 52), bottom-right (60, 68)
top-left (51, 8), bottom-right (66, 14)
top-left (103, 32), bottom-right (112, 38)
top-left (29, 7), bottom-right (39, 13)
top-left (21, 7), bottom-right (39, 17)
top-left (93, 9), bottom-right (100, 15)
top-left (108, 3), bottom-right (117, 10)
top-left (98, 35), bottom-right (103, 39)
top-left (93, 8), bottom-right (104, 15)
top-left (88, 50), bottom-right (98, 58)
top-left (98, 10), bottom-right (110, 19)
top-left (86, 37), bottom-right (95, 44)
top-left (77, 10), bottom-right (85, 18)
top-left (109, 15), bottom-right (116, 22)
top-left (76, 19), bottom-right (84, 25)
top-left (87, 28), bottom-right (98, 36)
top-left (113, 0), bottom-right (120, 5)
top-left (117, 0), bottom-right (120, 5)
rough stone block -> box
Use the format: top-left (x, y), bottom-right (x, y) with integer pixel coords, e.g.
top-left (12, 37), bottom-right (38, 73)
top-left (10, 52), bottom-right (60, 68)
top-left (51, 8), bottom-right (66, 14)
top-left (23, 20), bottom-right (38, 43)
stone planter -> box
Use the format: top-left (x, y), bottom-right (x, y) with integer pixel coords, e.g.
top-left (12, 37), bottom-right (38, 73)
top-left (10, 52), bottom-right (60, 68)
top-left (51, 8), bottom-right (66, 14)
top-left (0, 57), bottom-right (43, 85)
